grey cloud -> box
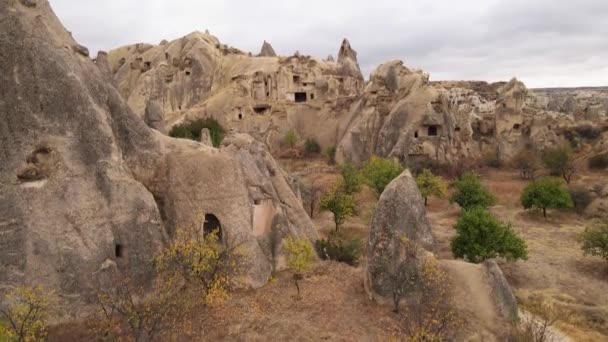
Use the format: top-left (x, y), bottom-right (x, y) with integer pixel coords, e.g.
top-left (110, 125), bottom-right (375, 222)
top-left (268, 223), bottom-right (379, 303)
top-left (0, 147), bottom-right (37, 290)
top-left (50, 0), bottom-right (608, 87)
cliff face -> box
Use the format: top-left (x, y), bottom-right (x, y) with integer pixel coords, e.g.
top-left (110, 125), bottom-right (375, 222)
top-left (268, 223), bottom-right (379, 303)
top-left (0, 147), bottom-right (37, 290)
top-left (0, 0), bottom-right (317, 315)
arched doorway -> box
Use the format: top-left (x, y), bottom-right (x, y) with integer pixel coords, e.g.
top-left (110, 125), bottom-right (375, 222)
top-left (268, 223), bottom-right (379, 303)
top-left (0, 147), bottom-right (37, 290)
top-left (203, 214), bottom-right (222, 241)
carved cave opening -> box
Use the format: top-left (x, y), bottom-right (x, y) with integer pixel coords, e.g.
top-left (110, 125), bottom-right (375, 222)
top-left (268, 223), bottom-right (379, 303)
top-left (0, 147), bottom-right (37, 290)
top-left (294, 92), bottom-right (307, 103)
top-left (204, 214), bottom-right (222, 241)
top-left (427, 125), bottom-right (438, 136)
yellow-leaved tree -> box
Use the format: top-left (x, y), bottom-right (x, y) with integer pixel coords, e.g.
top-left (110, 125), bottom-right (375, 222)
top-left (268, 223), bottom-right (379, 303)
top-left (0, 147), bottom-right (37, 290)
top-left (283, 236), bottom-right (315, 298)
top-left (0, 286), bottom-right (53, 342)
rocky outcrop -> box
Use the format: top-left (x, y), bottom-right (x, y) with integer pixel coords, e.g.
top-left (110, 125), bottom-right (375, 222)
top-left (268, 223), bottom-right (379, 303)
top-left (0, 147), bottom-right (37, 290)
top-left (0, 0), bottom-right (317, 314)
top-left (258, 40), bottom-right (277, 57)
top-left (364, 170), bottom-right (434, 304)
top-left (364, 171), bottom-right (518, 338)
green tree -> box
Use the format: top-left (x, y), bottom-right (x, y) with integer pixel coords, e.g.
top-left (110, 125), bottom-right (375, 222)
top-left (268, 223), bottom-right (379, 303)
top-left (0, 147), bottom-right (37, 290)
top-left (320, 184), bottom-right (355, 232)
top-left (284, 129), bottom-right (299, 149)
top-left (451, 207), bottom-right (528, 263)
top-left (450, 172), bottom-right (496, 210)
top-left (542, 144), bottom-right (576, 184)
top-left (416, 169), bottom-right (448, 206)
top-left (361, 156), bottom-right (404, 195)
top-left (580, 222), bottom-right (608, 263)
top-left (0, 286), bottom-right (52, 342)
top-left (326, 145), bottom-right (337, 165)
top-left (283, 236), bottom-right (315, 298)
top-left (520, 177), bottom-right (573, 219)
top-left (338, 161), bottom-right (363, 195)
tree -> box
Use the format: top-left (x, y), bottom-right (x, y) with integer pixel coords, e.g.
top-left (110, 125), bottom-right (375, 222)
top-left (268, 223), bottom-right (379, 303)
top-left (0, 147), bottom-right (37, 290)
top-left (0, 286), bottom-right (52, 342)
top-left (580, 222), bottom-right (608, 263)
top-left (511, 148), bottom-right (541, 180)
top-left (320, 184), bottom-right (355, 232)
top-left (361, 156), bottom-right (404, 195)
top-left (542, 144), bottom-right (576, 184)
top-left (451, 207), bottom-right (528, 263)
top-left (91, 271), bottom-right (188, 342)
top-left (155, 228), bottom-right (233, 305)
top-left (449, 172), bottom-right (496, 210)
top-left (283, 236), bottom-right (315, 298)
top-left (338, 161), bottom-right (363, 195)
top-left (520, 177), bottom-right (573, 219)
top-left (284, 129), bottom-right (298, 149)
top-left (415, 169), bottom-right (448, 206)
top-left (326, 145), bottom-right (337, 165)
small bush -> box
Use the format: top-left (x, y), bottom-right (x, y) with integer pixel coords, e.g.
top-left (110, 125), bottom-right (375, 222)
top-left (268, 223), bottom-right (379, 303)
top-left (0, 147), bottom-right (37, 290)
top-left (569, 186), bottom-right (592, 215)
top-left (483, 148), bottom-right (502, 168)
top-left (588, 153), bottom-right (608, 170)
top-left (580, 222), bottom-right (608, 263)
top-left (169, 118), bottom-right (225, 147)
top-left (304, 137), bottom-right (321, 154)
top-left (326, 145), bottom-right (337, 164)
top-left (338, 161), bottom-right (363, 195)
top-left (361, 156), bottom-right (404, 195)
top-left (521, 178), bottom-right (573, 219)
top-left (450, 172), bottom-right (496, 210)
top-left (284, 129), bottom-right (299, 149)
top-left (451, 207), bottom-right (528, 263)
top-left (315, 232), bottom-right (363, 266)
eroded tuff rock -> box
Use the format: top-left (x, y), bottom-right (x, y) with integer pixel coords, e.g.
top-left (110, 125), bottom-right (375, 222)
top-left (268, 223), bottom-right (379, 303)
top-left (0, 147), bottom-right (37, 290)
top-left (365, 171), bottom-right (518, 338)
top-left (258, 40), bottom-right (277, 57)
top-left (364, 170), bottom-right (434, 304)
top-left (0, 0), bottom-right (317, 314)
top-left (107, 32), bottom-right (364, 153)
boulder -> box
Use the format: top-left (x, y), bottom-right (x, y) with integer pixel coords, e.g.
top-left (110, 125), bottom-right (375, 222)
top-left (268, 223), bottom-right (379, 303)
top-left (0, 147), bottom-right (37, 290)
top-left (364, 170), bottom-right (434, 303)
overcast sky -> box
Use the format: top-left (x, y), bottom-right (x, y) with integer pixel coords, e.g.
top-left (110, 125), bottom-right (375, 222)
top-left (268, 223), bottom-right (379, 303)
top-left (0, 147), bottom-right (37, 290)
top-left (50, 0), bottom-right (608, 88)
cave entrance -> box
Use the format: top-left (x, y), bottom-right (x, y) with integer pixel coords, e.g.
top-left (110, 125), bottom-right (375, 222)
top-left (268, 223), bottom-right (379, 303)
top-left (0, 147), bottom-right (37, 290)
top-left (294, 92), bottom-right (307, 103)
top-left (513, 123), bottom-right (521, 130)
top-left (115, 244), bottom-right (124, 258)
top-left (427, 125), bottom-right (438, 136)
top-left (203, 214), bottom-right (222, 241)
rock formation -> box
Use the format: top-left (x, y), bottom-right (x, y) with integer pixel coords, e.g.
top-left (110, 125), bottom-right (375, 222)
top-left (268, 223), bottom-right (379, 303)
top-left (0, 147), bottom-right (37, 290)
top-left (0, 0), bottom-right (317, 315)
top-left (365, 171), bottom-right (518, 338)
top-left (107, 32), bottom-right (364, 153)
top-left (258, 40), bottom-right (277, 57)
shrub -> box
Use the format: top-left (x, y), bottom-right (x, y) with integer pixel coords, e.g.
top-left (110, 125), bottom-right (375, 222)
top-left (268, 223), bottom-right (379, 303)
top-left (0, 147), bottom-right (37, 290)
top-left (542, 144), bottom-right (575, 184)
top-left (450, 172), bottom-right (496, 210)
top-left (284, 129), bottom-right (299, 149)
top-left (588, 153), bottom-right (608, 170)
top-left (407, 158), bottom-right (448, 176)
top-left (415, 169), bottom-right (448, 206)
top-left (511, 149), bottom-right (541, 180)
top-left (361, 156), bottom-right (404, 195)
top-left (304, 137), bottom-right (321, 154)
top-left (0, 286), bottom-right (53, 341)
top-left (521, 178), bottom-right (573, 219)
top-left (569, 186), bottom-right (592, 215)
top-left (169, 118), bottom-right (225, 147)
top-left (483, 148), bottom-right (502, 168)
top-left (451, 207), bottom-right (528, 263)
top-left (338, 161), bottom-right (363, 195)
top-left (315, 231), bottom-right (363, 266)
top-left (320, 184), bottom-right (355, 232)
top-left (326, 145), bottom-right (337, 164)
top-left (580, 222), bottom-right (608, 263)
top-left (283, 236), bottom-right (315, 298)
